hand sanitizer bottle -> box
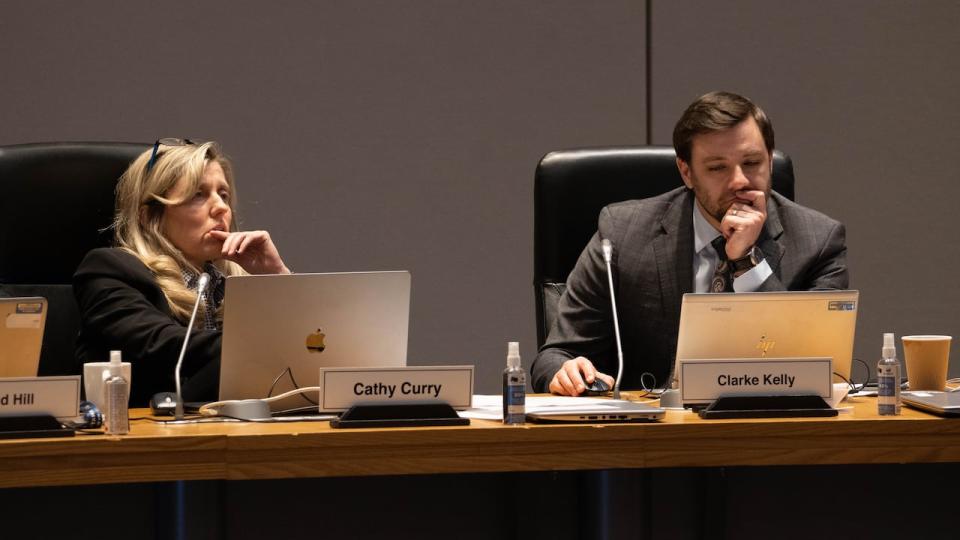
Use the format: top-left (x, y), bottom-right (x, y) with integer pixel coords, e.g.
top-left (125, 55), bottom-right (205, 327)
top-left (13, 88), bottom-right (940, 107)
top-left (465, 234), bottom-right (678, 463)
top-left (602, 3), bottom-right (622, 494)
top-left (877, 333), bottom-right (901, 416)
top-left (502, 342), bottom-right (526, 425)
top-left (105, 350), bottom-right (130, 435)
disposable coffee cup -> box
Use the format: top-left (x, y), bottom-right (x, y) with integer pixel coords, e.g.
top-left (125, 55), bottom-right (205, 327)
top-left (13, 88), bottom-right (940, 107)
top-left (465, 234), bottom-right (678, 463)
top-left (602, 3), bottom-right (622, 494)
top-left (83, 361), bottom-right (132, 410)
top-left (902, 335), bottom-right (951, 391)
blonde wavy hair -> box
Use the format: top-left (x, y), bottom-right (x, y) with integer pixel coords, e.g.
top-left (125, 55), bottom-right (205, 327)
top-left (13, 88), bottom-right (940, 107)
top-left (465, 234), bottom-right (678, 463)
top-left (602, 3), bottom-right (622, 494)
top-left (113, 141), bottom-right (245, 322)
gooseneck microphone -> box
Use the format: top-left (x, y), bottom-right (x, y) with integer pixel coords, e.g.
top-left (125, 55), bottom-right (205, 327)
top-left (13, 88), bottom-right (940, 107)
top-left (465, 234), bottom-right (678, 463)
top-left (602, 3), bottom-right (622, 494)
top-left (175, 272), bottom-right (210, 420)
top-left (601, 239), bottom-right (624, 400)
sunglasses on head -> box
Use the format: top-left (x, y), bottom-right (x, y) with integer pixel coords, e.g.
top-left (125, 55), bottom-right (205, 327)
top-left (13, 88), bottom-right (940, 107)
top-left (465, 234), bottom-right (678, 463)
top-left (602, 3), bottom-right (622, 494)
top-left (146, 138), bottom-right (201, 172)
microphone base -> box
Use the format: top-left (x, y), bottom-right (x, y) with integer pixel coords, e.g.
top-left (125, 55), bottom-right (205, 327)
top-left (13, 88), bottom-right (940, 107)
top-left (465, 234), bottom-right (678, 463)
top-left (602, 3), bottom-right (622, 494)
top-left (215, 399), bottom-right (273, 420)
top-left (658, 388), bottom-right (683, 409)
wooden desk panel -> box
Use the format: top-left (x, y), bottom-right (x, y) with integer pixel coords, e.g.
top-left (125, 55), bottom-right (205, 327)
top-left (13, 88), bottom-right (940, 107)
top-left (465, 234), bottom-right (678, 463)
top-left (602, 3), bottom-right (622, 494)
top-left (0, 432), bottom-right (225, 488)
top-left (1, 396), bottom-right (958, 488)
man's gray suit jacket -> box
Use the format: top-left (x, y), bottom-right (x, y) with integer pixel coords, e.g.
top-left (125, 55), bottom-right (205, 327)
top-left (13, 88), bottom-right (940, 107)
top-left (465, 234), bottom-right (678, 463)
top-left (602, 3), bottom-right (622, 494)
top-left (531, 187), bottom-right (849, 392)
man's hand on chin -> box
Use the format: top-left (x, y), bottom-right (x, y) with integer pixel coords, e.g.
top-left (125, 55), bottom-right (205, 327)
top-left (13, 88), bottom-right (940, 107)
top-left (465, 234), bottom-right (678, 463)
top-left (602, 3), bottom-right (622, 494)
top-left (721, 189), bottom-right (767, 259)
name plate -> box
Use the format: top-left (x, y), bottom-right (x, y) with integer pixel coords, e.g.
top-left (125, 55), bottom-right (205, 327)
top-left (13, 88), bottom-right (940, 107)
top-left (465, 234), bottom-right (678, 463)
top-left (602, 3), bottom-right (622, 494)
top-left (0, 376), bottom-right (81, 418)
top-left (680, 357), bottom-right (832, 406)
top-left (319, 366), bottom-right (474, 412)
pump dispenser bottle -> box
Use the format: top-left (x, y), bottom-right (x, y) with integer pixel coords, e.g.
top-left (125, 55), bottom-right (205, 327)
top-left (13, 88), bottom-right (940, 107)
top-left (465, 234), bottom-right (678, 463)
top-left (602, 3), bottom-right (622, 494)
top-left (105, 350), bottom-right (130, 434)
top-left (877, 333), bottom-right (901, 416)
top-left (502, 342), bottom-right (526, 425)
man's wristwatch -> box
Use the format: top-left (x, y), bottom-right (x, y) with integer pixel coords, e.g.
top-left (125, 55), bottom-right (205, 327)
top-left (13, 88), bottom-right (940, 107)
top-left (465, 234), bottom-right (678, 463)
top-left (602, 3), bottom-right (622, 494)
top-left (730, 247), bottom-right (764, 278)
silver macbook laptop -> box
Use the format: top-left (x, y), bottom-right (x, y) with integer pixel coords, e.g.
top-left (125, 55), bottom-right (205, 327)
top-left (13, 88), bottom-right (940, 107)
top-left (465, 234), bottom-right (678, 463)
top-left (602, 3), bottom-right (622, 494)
top-left (526, 400), bottom-right (665, 423)
top-left (218, 272), bottom-right (410, 411)
top-left (902, 391), bottom-right (960, 417)
top-left (675, 290), bottom-right (859, 384)
top-left (0, 297), bottom-right (47, 378)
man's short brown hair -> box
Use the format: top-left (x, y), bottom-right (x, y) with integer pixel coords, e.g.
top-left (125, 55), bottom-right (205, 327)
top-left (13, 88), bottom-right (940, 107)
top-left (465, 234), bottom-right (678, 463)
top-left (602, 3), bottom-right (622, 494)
top-left (672, 91), bottom-right (775, 163)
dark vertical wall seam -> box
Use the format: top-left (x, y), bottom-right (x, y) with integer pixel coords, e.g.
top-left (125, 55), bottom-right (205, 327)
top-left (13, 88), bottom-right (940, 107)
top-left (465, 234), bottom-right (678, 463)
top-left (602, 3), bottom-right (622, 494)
top-left (645, 0), bottom-right (653, 144)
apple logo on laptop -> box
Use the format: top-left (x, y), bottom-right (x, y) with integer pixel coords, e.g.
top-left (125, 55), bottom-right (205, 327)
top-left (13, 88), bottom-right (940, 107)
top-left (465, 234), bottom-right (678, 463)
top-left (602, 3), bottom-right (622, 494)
top-left (306, 328), bottom-right (326, 353)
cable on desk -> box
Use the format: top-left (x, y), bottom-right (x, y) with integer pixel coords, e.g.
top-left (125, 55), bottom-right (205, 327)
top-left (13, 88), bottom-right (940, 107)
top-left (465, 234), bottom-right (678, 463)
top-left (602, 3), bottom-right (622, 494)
top-left (853, 357), bottom-right (871, 387)
top-left (836, 358), bottom-right (871, 394)
top-left (131, 415), bottom-right (204, 423)
top-left (629, 372), bottom-right (657, 399)
top-left (273, 405), bottom-right (326, 416)
top-left (267, 366), bottom-right (318, 407)
top-left (833, 372), bottom-right (856, 392)
top-left (197, 385), bottom-right (321, 417)
top-left (132, 414), bottom-right (275, 424)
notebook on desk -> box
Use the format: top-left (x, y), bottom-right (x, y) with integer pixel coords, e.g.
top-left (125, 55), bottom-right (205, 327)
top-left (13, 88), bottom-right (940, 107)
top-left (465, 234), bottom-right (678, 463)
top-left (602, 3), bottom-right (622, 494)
top-left (218, 271), bottom-right (410, 412)
top-left (0, 297), bottom-right (47, 378)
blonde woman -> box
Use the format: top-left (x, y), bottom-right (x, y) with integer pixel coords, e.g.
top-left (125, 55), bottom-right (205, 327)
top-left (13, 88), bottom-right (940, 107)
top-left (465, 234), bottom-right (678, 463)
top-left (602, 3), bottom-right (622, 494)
top-left (74, 139), bottom-right (290, 406)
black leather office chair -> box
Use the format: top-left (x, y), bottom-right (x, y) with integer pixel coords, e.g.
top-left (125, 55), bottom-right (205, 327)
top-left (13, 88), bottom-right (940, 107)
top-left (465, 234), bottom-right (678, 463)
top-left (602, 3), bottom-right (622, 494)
top-left (0, 142), bottom-right (149, 376)
top-left (533, 145), bottom-right (796, 348)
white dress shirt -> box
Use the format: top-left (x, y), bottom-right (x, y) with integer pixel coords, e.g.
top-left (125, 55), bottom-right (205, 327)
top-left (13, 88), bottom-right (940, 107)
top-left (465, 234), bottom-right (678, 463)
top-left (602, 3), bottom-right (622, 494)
top-left (691, 200), bottom-right (772, 293)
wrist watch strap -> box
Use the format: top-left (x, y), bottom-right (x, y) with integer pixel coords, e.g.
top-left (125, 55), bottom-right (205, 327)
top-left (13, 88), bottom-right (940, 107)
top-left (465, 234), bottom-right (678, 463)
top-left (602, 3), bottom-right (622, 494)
top-left (730, 247), bottom-right (763, 278)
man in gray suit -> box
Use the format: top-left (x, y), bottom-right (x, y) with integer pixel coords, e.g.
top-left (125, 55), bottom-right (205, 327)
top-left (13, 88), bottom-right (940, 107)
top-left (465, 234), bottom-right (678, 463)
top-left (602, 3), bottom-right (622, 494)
top-left (532, 91), bottom-right (849, 395)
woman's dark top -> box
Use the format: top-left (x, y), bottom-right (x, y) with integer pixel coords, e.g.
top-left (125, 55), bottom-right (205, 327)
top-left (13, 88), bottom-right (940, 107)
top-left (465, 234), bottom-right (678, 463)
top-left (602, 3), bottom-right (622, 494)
top-left (73, 248), bottom-right (221, 406)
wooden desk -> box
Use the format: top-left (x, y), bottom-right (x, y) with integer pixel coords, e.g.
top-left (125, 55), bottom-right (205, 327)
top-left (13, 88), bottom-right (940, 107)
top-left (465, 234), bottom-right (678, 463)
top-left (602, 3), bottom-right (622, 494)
top-left (1, 396), bottom-right (957, 489)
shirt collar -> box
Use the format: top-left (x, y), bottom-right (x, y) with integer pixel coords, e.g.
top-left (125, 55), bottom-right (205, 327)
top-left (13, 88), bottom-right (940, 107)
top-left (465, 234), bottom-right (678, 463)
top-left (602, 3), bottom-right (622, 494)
top-left (692, 198), bottom-right (722, 255)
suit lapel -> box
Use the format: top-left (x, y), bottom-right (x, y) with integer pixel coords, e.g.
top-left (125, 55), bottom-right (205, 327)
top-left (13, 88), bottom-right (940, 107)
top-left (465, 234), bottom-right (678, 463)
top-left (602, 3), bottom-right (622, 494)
top-left (653, 190), bottom-right (694, 320)
top-left (650, 190), bottom-right (783, 316)
top-left (759, 194), bottom-right (785, 275)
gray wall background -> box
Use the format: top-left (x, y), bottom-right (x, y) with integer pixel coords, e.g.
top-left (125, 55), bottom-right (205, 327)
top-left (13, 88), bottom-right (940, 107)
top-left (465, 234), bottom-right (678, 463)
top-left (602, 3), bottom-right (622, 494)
top-left (1, 1), bottom-right (956, 393)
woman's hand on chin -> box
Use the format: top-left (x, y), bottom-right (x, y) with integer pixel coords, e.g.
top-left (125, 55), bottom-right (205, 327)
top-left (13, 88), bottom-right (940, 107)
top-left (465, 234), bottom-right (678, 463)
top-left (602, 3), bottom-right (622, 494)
top-left (209, 230), bottom-right (291, 275)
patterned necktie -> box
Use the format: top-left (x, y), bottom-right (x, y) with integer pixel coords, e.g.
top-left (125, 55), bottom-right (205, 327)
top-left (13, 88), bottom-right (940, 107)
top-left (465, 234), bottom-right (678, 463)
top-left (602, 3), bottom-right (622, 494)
top-left (710, 236), bottom-right (733, 293)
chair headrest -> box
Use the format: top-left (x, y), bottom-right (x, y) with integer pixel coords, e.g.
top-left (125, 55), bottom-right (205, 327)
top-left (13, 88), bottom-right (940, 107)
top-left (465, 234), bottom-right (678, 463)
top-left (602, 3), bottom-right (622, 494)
top-left (0, 142), bottom-right (150, 284)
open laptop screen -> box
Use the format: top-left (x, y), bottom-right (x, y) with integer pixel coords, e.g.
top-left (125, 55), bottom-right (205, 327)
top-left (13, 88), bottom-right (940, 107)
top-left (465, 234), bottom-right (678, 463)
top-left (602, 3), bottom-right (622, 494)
top-left (218, 271), bottom-right (410, 411)
top-left (0, 297), bottom-right (47, 378)
top-left (675, 290), bottom-right (859, 385)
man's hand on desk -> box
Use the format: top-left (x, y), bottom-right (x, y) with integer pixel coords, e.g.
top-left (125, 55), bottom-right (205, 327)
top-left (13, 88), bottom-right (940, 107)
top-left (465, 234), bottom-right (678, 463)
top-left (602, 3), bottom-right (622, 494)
top-left (549, 357), bottom-right (616, 396)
